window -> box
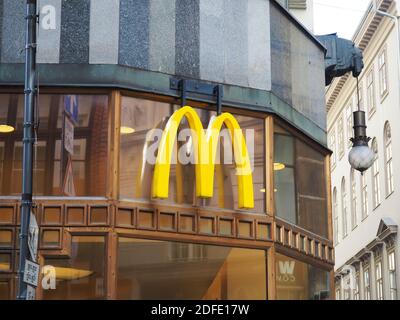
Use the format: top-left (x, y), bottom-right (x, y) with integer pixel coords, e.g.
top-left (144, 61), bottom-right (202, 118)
top-left (364, 266), bottom-right (371, 300)
top-left (43, 236), bottom-right (106, 300)
top-left (388, 251), bottom-right (397, 300)
top-left (335, 287), bottom-right (341, 300)
top-left (118, 97), bottom-right (265, 213)
top-left (0, 94), bottom-right (109, 197)
top-left (366, 68), bottom-right (376, 115)
top-left (375, 260), bottom-right (384, 300)
top-left (341, 178), bottom-right (348, 238)
top-left (371, 139), bottom-right (381, 208)
top-left (354, 273), bottom-right (360, 300)
top-left (346, 103), bottom-right (353, 148)
top-left (274, 125), bottom-right (328, 238)
top-left (378, 48), bottom-right (388, 97)
top-left (361, 173), bottom-right (369, 219)
top-left (384, 122), bottom-right (394, 196)
top-left (333, 188), bottom-right (339, 245)
top-left (338, 116), bottom-right (345, 158)
top-left (116, 238), bottom-right (267, 300)
top-left (276, 254), bottom-right (330, 300)
top-left (344, 277), bottom-right (351, 300)
top-left (350, 169), bottom-right (357, 229)
top-left (329, 129), bottom-right (336, 168)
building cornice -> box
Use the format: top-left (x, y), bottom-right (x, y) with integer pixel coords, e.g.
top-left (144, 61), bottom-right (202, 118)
top-left (326, 0), bottom-right (393, 112)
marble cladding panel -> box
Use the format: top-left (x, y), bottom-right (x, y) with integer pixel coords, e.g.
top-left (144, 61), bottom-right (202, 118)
top-left (270, 2), bottom-right (326, 130)
top-left (89, 0), bottom-right (120, 64)
top-left (37, 0), bottom-right (61, 64)
top-left (119, 0), bottom-right (150, 69)
top-left (1, 0), bottom-right (25, 63)
top-left (149, 0), bottom-right (176, 74)
top-left (175, 0), bottom-right (200, 78)
top-left (60, 0), bottom-right (90, 64)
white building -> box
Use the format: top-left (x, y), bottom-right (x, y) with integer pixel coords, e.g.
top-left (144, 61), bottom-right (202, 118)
top-left (326, 0), bottom-right (400, 300)
top-left (278, 0), bottom-right (315, 31)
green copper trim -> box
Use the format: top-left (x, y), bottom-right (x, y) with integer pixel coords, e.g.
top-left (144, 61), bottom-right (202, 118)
top-left (0, 63), bottom-right (327, 147)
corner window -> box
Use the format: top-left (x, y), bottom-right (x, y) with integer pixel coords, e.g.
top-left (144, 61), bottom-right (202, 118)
top-left (274, 125), bottom-right (328, 238)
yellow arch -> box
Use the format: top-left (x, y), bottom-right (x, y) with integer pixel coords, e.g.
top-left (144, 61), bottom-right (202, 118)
top-left (152, 106), bottom-right (254, 209)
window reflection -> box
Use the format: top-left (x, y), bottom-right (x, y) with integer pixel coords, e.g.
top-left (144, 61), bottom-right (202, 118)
top-left (117, 238), bottom-right (267, 300)
top-left (0, 94), bottom-right (109, 196)
top-left (43, 236), bottom-right (106, 300)
top-left (274, 125), bottom-right (328, 237)
top-left (276, 253), bottom-right (330, 300)
top-left (119, 97), bottom-right (265, 213)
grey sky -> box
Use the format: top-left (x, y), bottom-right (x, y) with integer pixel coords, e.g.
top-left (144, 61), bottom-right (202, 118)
top-left (314, 0), bottom-right (371, 39)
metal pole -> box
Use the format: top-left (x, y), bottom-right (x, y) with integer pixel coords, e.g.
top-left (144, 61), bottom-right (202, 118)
top-left (17, 0), bottom-right (37, 300)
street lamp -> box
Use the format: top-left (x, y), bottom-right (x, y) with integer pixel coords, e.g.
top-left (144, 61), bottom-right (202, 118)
top-left (348, 110), bottom-right (374, 174)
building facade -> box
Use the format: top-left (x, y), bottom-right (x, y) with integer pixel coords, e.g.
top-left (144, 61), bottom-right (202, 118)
top-left (0, 0), bottom-right (333, 300)
top-left (327, 0), bottom-right (400, 300)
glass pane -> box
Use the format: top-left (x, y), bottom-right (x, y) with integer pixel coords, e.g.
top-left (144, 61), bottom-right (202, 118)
top-left (276, 253), bottom-right (330, 300)
top-left (274, 125), bottom-right (328, 238)
top-left (42, 236), bottom-right (105, 300)
top-left (117, 238), bottom-right (267, 300)
top-left (119, 97), bottom-right (265, 213)
top-left (0, 94), bottom-right (109, 196)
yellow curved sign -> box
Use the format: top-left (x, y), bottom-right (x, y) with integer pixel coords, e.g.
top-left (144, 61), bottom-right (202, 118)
top-left (152, 106), bottom-right (254, 209)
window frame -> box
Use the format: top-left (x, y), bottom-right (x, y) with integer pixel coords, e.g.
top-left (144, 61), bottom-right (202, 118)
top-left (384, 122), bottom-right (394, 197)
top-left (375, 259), bottom-right (384, 300)
top-left (350, 169), bottom-right (357, 230)
top-left (371, 139), bottom-right (381, 209)
top-left (363, 265), bottom-right (371, 300)
top-left (366, 68), bottom-right (376, 118)
top-left (378, 47), bottom-right (389, 100)
top-left (341, 178), bottom-right (348, 238)
top-left (388, 250), bottom-right (397, 300)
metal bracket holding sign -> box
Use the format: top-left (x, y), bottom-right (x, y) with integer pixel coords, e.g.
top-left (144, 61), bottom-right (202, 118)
top-left (170, 78), bottom-right (224, 115)
top-left (23, 260), bottom-right (40, 288)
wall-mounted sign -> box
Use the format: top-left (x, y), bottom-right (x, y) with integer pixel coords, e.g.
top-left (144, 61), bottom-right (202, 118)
top-left (152, 106), bottom-right (254, 209)
top-left (23, 260), bottom-right (40, 288)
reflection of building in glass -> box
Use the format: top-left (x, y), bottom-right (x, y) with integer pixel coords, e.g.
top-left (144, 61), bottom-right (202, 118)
top-left (0, 0), bottom-right (332, 300)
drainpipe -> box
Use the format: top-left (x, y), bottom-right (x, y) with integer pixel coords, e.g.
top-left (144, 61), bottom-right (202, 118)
top-left (17, 0), bottom-right (38, 300)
